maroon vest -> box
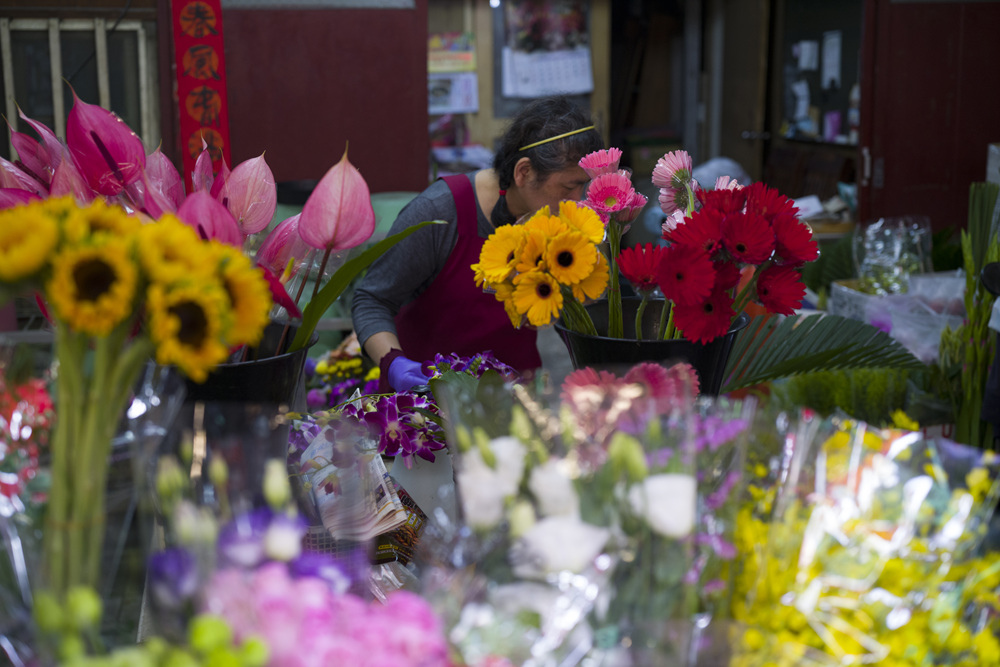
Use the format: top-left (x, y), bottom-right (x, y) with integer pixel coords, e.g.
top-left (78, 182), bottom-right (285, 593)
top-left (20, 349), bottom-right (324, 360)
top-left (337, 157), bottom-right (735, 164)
top-left (395, 175), bottom-right (541, 372)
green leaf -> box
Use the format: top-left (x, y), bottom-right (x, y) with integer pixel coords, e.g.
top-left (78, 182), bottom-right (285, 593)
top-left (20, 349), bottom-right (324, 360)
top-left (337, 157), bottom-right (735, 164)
top-left (721, 313), bottom-right (925, 393)
top-left (289, 220), bottom-right (446, 352)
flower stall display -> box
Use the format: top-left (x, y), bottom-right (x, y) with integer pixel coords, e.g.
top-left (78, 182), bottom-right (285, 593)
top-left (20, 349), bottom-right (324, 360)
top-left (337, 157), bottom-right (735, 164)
top-left (731, 413), bottom-right (1000, 666)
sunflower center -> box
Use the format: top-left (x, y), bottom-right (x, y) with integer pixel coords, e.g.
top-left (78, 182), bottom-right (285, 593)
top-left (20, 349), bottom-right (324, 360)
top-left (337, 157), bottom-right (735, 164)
top-left (73, 258), bottom-right (116, 301)
top-left (557, 251), bottom-right (574, 267)
top-left (169, 301), bottom-right (209, 347)
top-left (536, 282), bottom-right (552, 298)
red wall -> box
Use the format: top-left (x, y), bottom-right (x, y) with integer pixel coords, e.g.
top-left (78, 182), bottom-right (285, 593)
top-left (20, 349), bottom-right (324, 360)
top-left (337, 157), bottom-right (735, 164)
top-left (221, 4), bottom-right (429, 194)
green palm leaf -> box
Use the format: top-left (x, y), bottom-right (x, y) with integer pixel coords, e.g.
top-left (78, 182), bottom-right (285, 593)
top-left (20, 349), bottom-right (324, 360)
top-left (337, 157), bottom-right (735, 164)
top-left (721, 313), bottom-right (925, 393)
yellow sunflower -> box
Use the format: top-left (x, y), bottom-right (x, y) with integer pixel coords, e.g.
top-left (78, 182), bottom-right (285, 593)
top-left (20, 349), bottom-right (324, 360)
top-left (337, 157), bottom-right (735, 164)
top-left (544, 230), bottom-right (597, 285)
top-left (207, 243), bottom-right (272, 347)
top-left (46, 237), bottom-right (138, 336)
top-left (0, 202), bottom-right (59, 282)
top-left (559, 200), bottom-right (605, 244)
top-left (572, 250), bottom-right (610, 302)
top-left (512, 269), bottom-right (563, 327)
top-left (37, 195), bottom-right (79, 223)
top-left (146, 281), bottom-right (232, 383)
top-left (137, 215), bottom-right (213, 285)
top-left (478, 225), bottom-right (525, 284)
top-left (515, 229), bottom-right (549, 275)
top-left (63, 199), bottom-right (141, 245)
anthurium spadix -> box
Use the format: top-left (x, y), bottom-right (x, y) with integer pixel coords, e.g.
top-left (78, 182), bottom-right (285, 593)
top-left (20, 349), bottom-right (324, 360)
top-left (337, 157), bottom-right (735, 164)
top-left (65, 91), bottom-right (145, 196)
top-left (220, 153), bottom-right (277, 236)
top-left (298, 145), bottom-right (375, 252)
top-left (176, 190), bottom-right (242, 247)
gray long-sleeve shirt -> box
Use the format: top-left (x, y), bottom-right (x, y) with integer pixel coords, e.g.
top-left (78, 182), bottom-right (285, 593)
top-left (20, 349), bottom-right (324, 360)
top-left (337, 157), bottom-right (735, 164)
top-left (351, 174), bottom-right (495, 349)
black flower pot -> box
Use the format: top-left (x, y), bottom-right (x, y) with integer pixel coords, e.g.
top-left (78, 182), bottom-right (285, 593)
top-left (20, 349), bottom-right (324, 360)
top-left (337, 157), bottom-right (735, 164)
top-left (554, 297), bottom-right (750, 395)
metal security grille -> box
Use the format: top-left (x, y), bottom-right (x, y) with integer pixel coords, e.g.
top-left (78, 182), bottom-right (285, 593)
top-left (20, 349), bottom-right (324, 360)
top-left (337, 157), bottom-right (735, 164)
top-left (0, 17), bottom-right (158, 158)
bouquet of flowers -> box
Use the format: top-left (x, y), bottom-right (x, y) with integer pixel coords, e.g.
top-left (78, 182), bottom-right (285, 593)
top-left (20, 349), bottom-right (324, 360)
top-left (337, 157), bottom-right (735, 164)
top-left (733, 413), bottom-right (1000, 665)
top-left (416, 360), bottom-right (764, 665)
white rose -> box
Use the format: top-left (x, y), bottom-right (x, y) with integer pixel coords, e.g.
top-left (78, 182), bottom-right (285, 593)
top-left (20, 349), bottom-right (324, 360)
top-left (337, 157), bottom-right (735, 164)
top-left (512, 515), bottom-right (611, 577)
top-left (528, 458), bottom-right (580, 518)
top-left (627, 473), bottom-right (696, 538)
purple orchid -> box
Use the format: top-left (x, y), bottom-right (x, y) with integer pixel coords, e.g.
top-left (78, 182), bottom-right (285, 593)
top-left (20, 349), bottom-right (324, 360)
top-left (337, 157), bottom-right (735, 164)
top-left (147, 547), bottom-right (199, 610)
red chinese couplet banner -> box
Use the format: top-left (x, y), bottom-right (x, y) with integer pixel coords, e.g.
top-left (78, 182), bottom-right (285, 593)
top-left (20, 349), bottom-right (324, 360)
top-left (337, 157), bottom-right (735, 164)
top-left (171, 0), bottom-right (231, 190)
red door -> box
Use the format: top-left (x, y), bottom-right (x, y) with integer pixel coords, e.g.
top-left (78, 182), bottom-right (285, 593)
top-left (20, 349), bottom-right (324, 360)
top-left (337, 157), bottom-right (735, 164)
top-left (858, 1), bottom-right (1000, 233)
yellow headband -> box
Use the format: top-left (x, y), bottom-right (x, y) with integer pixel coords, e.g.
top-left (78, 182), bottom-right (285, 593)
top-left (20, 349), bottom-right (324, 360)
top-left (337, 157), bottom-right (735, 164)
top-left (518, 125), bottom-right (595, 151)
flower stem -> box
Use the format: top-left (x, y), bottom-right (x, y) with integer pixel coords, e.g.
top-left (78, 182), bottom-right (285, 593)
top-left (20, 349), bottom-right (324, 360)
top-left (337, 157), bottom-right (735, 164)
top-left (607, 223), bottom-right (624, 338)
top-left (661, 302), bottom-right (677, 340)
top-left (561, 291), bottom-right (598, 336)
top-left (635, 295), bottom-right (648, 341)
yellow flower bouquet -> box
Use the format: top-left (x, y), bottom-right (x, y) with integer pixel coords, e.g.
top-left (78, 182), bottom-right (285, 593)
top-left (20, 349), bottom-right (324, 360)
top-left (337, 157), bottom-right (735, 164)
top-left (472, 200), bottom-right (609, 334)
top-left (0, 196), bottom-right (272, 606)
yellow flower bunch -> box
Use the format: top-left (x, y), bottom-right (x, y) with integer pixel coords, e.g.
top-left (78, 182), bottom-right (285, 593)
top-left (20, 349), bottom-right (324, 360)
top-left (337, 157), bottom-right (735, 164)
top-left (473, 200), bottom-right (609, 330)
top-left (0, 197), bottom-right (271, 382)
top-left (729, 417), bottom-right (1000, 667)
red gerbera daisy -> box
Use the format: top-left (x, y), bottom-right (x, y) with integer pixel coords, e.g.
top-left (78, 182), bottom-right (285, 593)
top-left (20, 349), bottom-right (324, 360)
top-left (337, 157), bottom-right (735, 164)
top-left (671, 288), bottom-right (735, 344)
top-left (755, 264), bottom-right (805, 315)
top-left (771, 211), bottom-right (819, 265)
top-left (656, 244), bottom-right (715, 306)
top-left (744, 182), bottom-right (798, 222)
top-left (619, 243), bottom-right (667, 295)
top-left (666, 207), bottom-right (723, 255)
top-left (721, 211), bottom-right (775, 264)
top-left (712, 260), bottom-right (743, 292)
top-left (697, 186), bottom-right (747, 215)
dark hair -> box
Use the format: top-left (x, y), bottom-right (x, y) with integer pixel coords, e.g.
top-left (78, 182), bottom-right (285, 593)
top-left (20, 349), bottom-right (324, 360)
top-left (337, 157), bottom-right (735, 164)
top-left (493, 95), bottom-right (603, 191)
top-left (490, 96), bottom-right (603, 227)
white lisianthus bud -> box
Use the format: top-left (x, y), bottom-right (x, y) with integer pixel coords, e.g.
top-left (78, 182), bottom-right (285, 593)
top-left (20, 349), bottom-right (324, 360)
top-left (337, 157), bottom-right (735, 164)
top-left (627, 473), bottom-right (696, 538)
top-left (507, 499), bottom-right (537, 539)
top-left (263, 458), bottom-right (291, 509)
top-left (264, 515), bottom-right (305, 562)
top-left (528, 459), bottom-right (579, 518)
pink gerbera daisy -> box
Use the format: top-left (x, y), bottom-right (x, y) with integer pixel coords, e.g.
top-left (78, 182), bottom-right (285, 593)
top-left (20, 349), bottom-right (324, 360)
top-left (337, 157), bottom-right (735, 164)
top-left (616, 190), bottom-right (649, 223)
top-left (744, 182), bottom-right (798, 222)
top-left (671, 288), bottom-right (736, 344)
top-left (586, 171), bottom-right (636, 217)
top-left (721, 211), bottom-right (775, 264)
top-left (714, 175), bottom-right (744, 191)
top-left (661, 209), bottom-right (686, 235)
top-left (755, 264), bottom-right (805, 315)
top-left (578, 147), bottom-right (623, 179)
top-left (666, 207), bottom-right (723, 256)
top-left (771, 212), bottom-right (819, 265)
top-left (653, 150), bottom-right (696, 216)
top-left (618, 242), bottom-right (668, 295)
top-left (624, 362), bottom-right (700, 408)
top-left (656, 244), bottom-right (716, 306)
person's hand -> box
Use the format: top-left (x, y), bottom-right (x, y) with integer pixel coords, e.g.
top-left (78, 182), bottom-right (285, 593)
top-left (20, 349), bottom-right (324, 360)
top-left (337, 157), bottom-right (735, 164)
top-left (378, 350), bottom-right (428, 393)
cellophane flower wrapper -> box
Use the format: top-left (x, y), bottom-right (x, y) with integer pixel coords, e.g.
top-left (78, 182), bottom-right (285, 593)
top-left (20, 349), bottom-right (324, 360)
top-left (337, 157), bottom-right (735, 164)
top-left (735, 411), bottom-right (1000, 666)
top-left (420, 362), bottom-right (714, 666)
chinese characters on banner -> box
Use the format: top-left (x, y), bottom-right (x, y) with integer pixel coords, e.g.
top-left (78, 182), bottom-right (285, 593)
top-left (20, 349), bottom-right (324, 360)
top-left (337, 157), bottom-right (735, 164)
top-left (171, 0), bottom-right (231, 189)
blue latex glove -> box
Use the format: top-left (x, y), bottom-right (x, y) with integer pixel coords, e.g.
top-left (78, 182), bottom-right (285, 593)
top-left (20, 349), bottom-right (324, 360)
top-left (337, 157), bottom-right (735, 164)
top-left (388, 355), bottom-right (428, 393)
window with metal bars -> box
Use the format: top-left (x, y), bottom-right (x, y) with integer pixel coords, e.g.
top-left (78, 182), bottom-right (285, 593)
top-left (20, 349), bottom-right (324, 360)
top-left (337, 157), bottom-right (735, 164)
top-left (0, 17), bottom-right (159, 161)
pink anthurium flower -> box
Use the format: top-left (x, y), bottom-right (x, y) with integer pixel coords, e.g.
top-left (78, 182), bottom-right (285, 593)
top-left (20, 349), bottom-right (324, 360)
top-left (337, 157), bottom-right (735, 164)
top-left (298, 145), bottom-right (375, 251)
top-left (65, 91), bottom-right (145, 196)
top-left (256, 213), bottom-right (314, 277)
top-left (190, 144), bottom-right (215, 193)
top-left (49, 157), bottom-right (94, 202)
top-left (9, 123), bottom-right (53, 187)
top-left (0, 187), bottom-right (42, 209)
top-left (176, 190), bottom-right (242, 247)
top-left (220, 154), bottom-right (277, 236)
top-left (0, 156), bottom-right (48, 197)
top-left (210, 157), bottom-right (230, 200)
top-left (17, 109), bottom-right (65, 175)
top-left (145, 147), bottom-right (186, 209)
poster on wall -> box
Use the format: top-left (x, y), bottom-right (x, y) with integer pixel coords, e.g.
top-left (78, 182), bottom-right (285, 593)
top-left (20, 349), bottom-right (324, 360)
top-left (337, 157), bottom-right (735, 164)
top-left (171, 0), bottom-right (231, 189)
top-left (500, 0), bottom-right (593, 99)
top-left (429, 72), bottom-right (479, 114)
